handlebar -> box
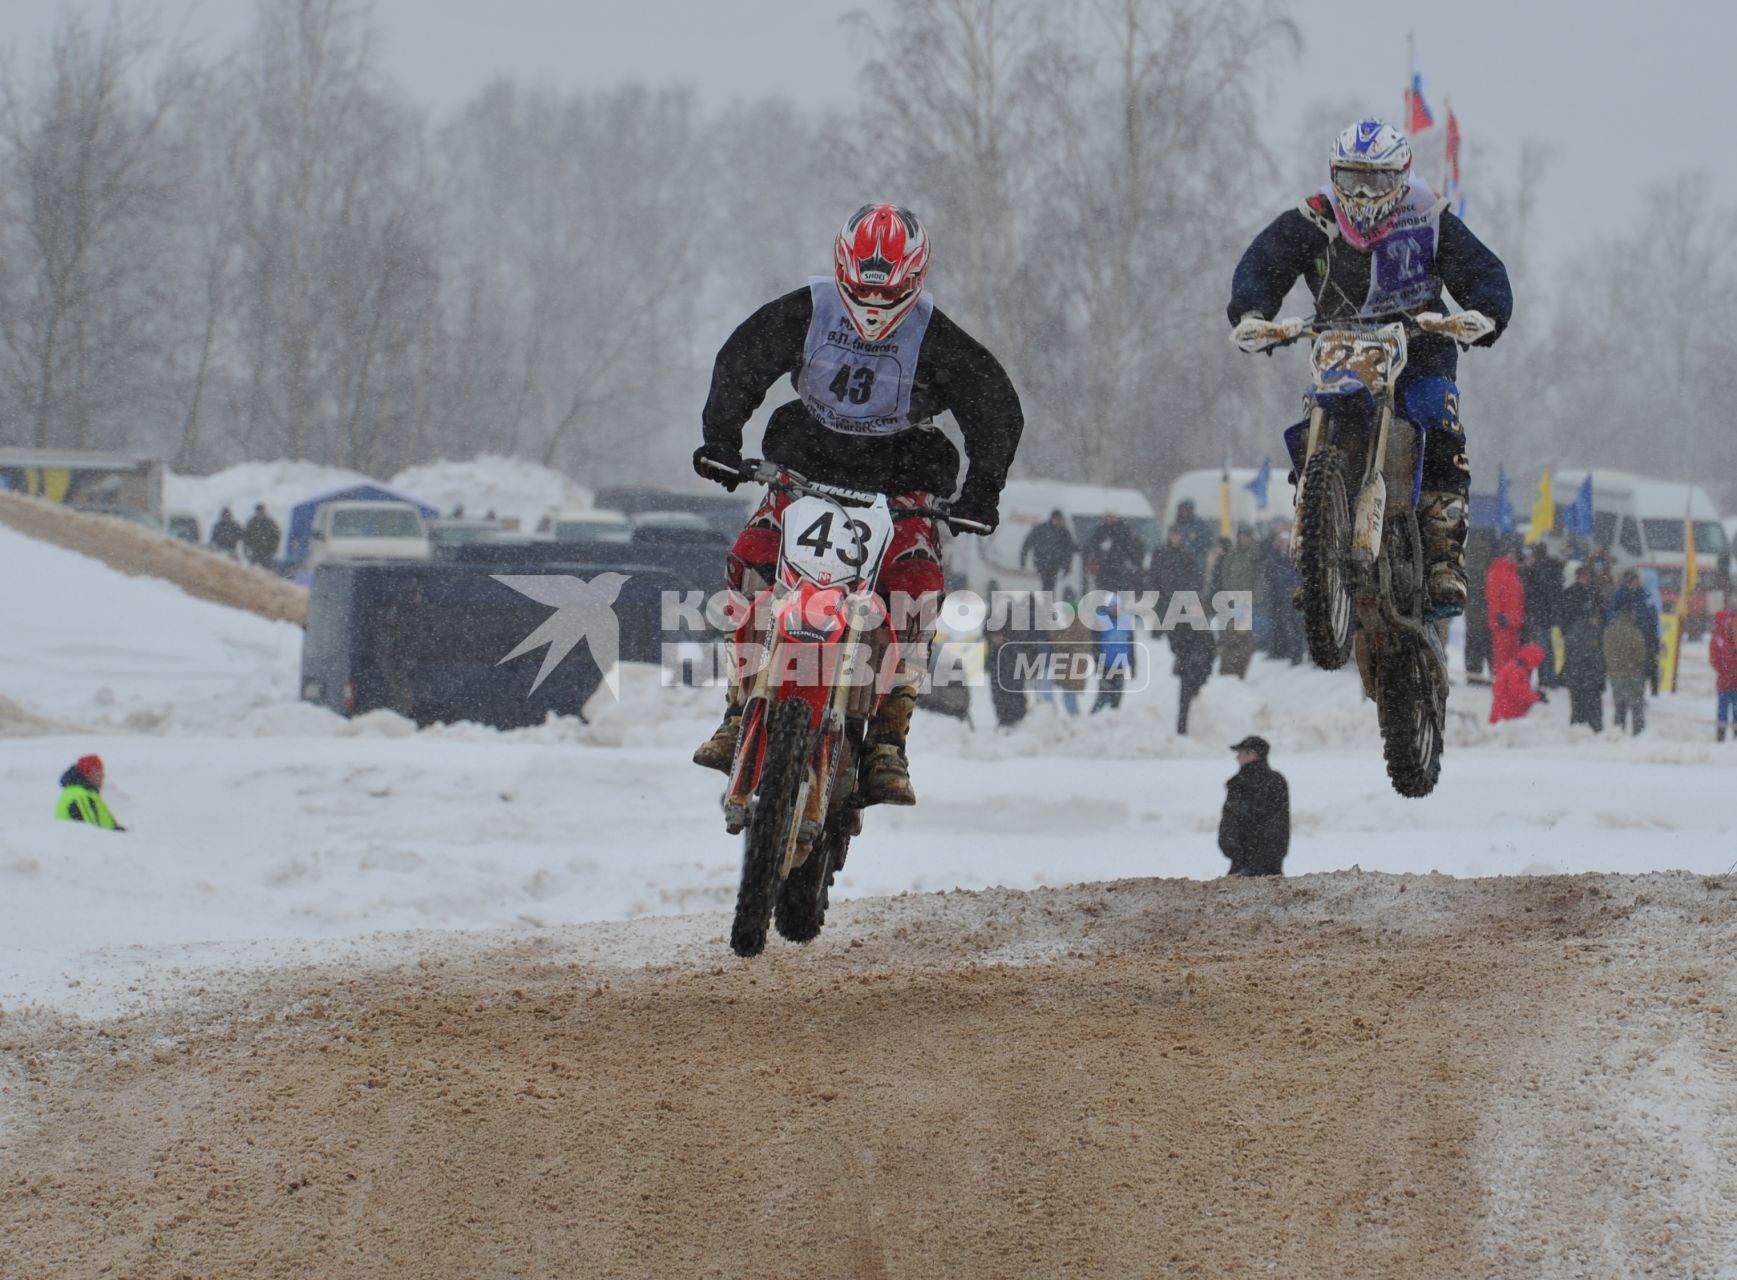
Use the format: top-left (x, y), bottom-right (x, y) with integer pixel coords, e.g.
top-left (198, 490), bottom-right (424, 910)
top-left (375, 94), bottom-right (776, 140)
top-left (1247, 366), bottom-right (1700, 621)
top-left (697, 457), bottom-right (993, 536)
top-left (1242, 310), bottom-right (1490, 353)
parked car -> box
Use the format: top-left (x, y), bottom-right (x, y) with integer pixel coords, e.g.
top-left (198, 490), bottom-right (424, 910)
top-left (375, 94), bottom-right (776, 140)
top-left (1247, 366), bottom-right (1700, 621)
top-left (306, 501), bottom-right (431, 571)
top-left (166, 511), bottom-right (202, 544)
top-left (426, 515), bottom-right (514, 554)
top-left (594, 486), bottom-right (750, 536)
top-left (534, 508), bottom-right (633, 544)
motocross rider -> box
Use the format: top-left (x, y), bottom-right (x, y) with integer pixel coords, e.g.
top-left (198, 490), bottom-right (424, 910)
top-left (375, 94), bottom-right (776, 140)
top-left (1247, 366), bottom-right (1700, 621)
top-left (692, 203), bottom-right (1024, 804)
top-left (1227, 118), bottom-right (1513, 617)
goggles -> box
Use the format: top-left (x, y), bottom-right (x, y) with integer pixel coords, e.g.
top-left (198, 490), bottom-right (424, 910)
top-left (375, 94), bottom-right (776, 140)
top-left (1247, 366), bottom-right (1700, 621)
top-left (1331, 165), bottom-right (1407, 200)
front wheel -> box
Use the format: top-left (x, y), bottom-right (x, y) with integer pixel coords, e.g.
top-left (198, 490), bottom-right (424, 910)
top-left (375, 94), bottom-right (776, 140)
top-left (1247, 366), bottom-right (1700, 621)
top-left (1375, 641), bottom-right (1446, 798)
top-left (731, 697), bottom-right (811, 957)
top-left (1297, 445), bottom-right (1356, 670)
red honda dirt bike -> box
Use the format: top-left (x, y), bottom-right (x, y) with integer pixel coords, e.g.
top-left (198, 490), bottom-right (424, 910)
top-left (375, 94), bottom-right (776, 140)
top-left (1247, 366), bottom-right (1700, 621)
top-left (702, 459), bottom-right (987, 958)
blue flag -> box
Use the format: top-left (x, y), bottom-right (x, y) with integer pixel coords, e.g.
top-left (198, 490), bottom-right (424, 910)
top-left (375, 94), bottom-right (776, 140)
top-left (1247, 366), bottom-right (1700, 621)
top-left (1495, 465), bottom-right (1516, 534)
top-left (1566, 474), bottom-right (1595, 540)
top-left (1244, 458), bottom-right (1271, 512)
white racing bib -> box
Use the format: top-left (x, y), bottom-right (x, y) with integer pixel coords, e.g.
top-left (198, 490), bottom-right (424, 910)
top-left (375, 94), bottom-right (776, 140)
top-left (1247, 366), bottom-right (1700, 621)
top-left (779, 494), bottom-right (894, 589)
top-left (795, 277), bottom-right (934, 436)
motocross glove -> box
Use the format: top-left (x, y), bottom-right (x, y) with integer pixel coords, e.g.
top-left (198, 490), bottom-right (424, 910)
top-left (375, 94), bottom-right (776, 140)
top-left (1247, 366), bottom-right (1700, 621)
top-left (1231, 313), bottom-right (1304, 354)
top-left (1414, 310), bottom-right (1497, 347)
top-left (693, 442), bottom-right (744, 491)
top-left (947, 490), bottom-right (1000, 535)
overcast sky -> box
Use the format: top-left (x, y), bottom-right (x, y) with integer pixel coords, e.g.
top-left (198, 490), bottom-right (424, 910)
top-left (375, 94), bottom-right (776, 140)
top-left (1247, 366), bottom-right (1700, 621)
top-left (9, 0), bottom-right (1734, 274)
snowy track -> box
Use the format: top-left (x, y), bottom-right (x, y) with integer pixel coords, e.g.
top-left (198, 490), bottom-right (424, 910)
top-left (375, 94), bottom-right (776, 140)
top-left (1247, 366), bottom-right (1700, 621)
top-left (2, 871), bottom-right (1734, 1277)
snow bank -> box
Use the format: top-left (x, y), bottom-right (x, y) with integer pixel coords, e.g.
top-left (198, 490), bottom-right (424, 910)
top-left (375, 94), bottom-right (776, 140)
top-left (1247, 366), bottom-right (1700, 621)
top-left (0, 525), bottom-right (302, 733)
top-left (390, 455), bottom-right (594, 527)
top-left (165, 454), bottom-right (599, 534)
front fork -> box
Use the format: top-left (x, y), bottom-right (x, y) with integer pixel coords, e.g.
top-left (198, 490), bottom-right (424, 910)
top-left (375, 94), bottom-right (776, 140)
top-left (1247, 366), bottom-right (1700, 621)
top-left (1290, 402), bottom-right (1393, 575)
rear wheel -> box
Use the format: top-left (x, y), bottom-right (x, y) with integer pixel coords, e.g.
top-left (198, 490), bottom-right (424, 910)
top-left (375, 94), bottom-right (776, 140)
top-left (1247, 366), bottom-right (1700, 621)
top-left (1298, 445), bottom-right (1356, 669)
top-left (775, 814), bottom-right (848, 944)
top-left (1376, 642), bottom-right (1445, 798)
top-left (731, 698), bottom-right (811, 957)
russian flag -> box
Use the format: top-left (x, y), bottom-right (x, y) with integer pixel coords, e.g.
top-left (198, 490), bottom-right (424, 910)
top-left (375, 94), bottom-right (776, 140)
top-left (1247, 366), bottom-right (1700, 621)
top-left (1405, 69), bottom-right (1435, 134)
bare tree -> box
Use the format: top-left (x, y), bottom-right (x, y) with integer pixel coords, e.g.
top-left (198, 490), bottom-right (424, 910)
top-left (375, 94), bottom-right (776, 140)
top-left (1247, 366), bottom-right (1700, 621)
top-left (0, 12), bottom-right (196, 451)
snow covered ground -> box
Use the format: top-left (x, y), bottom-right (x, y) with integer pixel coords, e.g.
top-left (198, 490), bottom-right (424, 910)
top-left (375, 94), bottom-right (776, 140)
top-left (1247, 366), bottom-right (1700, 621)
top-left (3, 513), bottom-right (1733, 1016)
top-left (165, 455), bottom-right (598, 535)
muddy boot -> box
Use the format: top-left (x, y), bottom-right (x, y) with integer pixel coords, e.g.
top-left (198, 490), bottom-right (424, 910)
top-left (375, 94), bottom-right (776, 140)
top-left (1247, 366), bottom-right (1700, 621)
top-left (1417, 490), bottom-right (1468, 618)
top-left (692, 700), bottom-right (742, 772)
top-left (860, 685), bottom-right (919, 806)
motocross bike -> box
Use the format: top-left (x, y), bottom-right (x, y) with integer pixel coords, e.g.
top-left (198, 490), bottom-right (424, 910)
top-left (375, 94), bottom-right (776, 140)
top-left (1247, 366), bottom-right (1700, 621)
top-left (1240, 312), bottom-right (1477, 798)
top-left (702, 459), bottom-right (987, 957)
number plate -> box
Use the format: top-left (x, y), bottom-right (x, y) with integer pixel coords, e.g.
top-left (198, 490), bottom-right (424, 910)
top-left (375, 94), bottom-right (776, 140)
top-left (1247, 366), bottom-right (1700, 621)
top-left (780, 494), bottom-right (894, 588)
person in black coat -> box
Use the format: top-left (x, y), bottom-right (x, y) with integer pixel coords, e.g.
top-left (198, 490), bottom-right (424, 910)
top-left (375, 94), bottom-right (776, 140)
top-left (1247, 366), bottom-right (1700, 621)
top-left (209, 507), bottom-right (244, 556)
top-left (1218, 736), bottom-right (1289, 877)
top-left (1521, 543), bottom-right (1565, 687)
top-left (241, 503), bottom-right (282, 567)
top-left (1020, 510), bottom-right (1076, 593)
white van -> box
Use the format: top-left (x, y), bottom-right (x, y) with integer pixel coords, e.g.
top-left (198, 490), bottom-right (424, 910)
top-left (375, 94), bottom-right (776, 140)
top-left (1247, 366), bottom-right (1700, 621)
top-left (307, 500), bottom-right (431, 570)
top-left (1547, 469), bottom-right (1728, 618)
top-left (945, 478), bottom-right (1159, 599)
top-left (1162, 468), bottom-right (1285, 539)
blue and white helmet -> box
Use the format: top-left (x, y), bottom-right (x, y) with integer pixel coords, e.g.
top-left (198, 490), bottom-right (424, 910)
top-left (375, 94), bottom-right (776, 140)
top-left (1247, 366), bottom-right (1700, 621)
top-left (1330, 119), bottom-right (1413, 244)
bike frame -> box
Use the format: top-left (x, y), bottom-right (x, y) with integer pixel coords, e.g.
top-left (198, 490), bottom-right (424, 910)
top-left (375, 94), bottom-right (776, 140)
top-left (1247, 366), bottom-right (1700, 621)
top-left (722, 471), bottom-right (907, 845)
top-left (1288, 320), bottom-right (1437, 644)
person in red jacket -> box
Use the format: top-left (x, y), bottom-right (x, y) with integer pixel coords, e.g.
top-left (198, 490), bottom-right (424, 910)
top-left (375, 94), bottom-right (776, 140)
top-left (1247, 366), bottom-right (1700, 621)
top-left (1490, 642), bottom-right (1546, 724)
top-left (1711, 607), bottom-right (1737, 741)
top-left (1485, 537), bottom-right (1527, 676)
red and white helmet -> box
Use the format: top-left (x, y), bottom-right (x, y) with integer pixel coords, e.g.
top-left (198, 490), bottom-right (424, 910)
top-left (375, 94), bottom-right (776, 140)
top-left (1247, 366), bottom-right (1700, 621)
top-left (834, 203), bottom-right (930, 340)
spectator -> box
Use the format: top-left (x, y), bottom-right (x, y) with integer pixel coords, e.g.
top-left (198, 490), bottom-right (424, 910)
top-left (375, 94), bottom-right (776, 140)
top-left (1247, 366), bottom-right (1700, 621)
top-left (1586, 544), bottom-right (1619, 611)
top-left (1560, 587), bottom-right (1606, 732)
top-left (1260, 522), bottom-right (1304, 665)
top-left (1522, 542), bottom-right (1565, 688)
top-left (1463, 527), bottom-right (1496, 682)
top-left (1711, 606), bottom-right (1737, 742)
top-left (1602, 608), bottom-right (1650, 737)
top-left (1212, 526), bottom-right (1260, 679)
top-left (1605, 570), bottom-right (1661, 693)
top-left (1083, 511), bottom-right (1145, 594)
top-left (1485, 537), bottom-right (1526, 675)
top-left (1090, 594), bottom-right (1135, 713)
top-left (54, 754), bottom-right (125, 831)
top-left (1045, 608), bottom-right (1096, 716)
top-left (1218, 736), bottom-right (1288, 877)
top-left (209, 507), bottom-right (244, 557)
top-left (1490, 642), bottom-right (1546, 724)
top-left (1149, 524), bottom-right (1202, 600)
top-left (1173, 499), bottom-right (1215, 573)
top-left (241, 503), bottom-right (282, 567)
top-left (985, 616), bottom-right (1029, 729)
top-left (1172, 616), bottom-right (1216, 736)
top-left (1561, 562), bottom-right (1599, 622)
top-left (1019, 510), bottom-right (1077, 594)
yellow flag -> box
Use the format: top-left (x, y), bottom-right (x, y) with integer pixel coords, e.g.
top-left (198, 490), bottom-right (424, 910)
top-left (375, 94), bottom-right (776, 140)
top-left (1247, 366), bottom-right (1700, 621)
top-left (1524, 471), bottom-right (1555, 545)
top-left (1218, 469), bottom-right (1231, 538)
top-left (1679, 516), bottom-right (1697, 617)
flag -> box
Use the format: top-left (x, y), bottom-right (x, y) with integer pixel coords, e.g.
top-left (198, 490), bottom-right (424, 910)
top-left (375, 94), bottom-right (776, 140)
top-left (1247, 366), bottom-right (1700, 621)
top-left (1495, 465), bottom-right (1516, 535)
top-left (1244, 459), bottom-right (1271, 512)
top-left (1524, 470), bottom-right (1555, 545)
top-left (1565, 474), bottom-right (1595, 540)
top-left (1404, 43), bottom-right (1435, 135)
top-left (1443, 107), bottom-right (1466, 216)
top-left (1679, 513), bottom-right (1698, 616)
top-left (1218, 465), bottom-right (1232, 538)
